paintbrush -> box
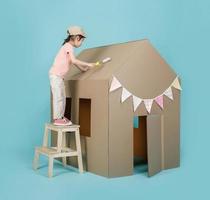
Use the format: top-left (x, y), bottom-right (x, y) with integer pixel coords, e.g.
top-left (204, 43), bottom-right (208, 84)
top-left (95, 57), bottom-right (112, 66)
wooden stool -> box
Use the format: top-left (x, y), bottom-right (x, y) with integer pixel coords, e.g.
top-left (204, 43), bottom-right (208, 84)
top-left (33, 123), bottom-right (83, 177)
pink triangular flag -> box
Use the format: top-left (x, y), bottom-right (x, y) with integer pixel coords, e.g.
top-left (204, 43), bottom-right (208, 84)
top-left (109, 76), bottom-right (122, 92)
top-left (164, 87), bottom-right (173, 100)
top-left (132, 95), bottom-right (142, 112)
top-left (144, 99), bottom-right (153, 113)
top-left (172, 77), bottom-right (182, 90)
top-left (155, 95), bottom-right (164, 109)
top-left (121, 87), bottom-right (132, 102)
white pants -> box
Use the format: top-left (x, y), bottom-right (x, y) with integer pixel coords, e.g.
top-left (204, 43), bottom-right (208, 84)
top-left (49, 74), bottom-right (66, 119)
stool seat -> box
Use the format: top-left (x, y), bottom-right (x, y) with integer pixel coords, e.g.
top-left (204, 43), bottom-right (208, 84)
top-left (33, 122), bottom-right (84, 177)
top-left (45, 123), bottom-right (80, 132)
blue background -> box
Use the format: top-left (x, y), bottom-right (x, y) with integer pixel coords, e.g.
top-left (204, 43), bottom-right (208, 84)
top-left (0, 0), bottom-right (209, 199)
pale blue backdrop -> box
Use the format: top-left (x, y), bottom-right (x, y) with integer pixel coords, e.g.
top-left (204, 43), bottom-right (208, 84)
top-left (0, 0), bottom-right (209, 199)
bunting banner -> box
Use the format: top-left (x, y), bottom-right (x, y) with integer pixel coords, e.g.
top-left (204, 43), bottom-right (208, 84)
top-left (144, 99), bottom-right (153, 113)
top-left (172, 77), bottom-right (182, 90)
top-left (163, 87), bottom-right (173, 100)
top-left (121, 87), bottom-right (132, 103)
top-left (132, 95), bottom-right (142, 112)
top-left (155, 95), bottom-right (164, 109)
top-left (109, 76), bottom-right (122, 92)
top-left (109, 75), bottom-right (182, 113)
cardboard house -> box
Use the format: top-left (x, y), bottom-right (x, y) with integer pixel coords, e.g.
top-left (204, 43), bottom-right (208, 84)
top-left (51, 39), bottom-right (181, 178)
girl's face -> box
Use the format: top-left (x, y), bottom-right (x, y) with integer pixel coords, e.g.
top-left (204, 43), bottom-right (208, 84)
top-left (73, 36), bottom-right (85, 48)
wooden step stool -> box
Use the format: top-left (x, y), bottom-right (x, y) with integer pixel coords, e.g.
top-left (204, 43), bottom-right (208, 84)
top-left (33, 123), bottom-right (84, 177)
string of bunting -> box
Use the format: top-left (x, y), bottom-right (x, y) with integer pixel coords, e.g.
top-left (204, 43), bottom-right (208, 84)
top-left (109, 76), bottom-right (182, 113)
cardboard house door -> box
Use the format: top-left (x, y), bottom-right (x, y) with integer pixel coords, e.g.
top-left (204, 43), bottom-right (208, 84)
top-left (147, 115), bottom-right (162, 177)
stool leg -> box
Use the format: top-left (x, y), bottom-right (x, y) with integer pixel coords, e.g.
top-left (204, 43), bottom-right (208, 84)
top-left (48, 156), bottom-right (54, 178)
top-left (43, 125), bottom-right (48, 147)
top-left (33, 149), bottom-right (39, 170)
top-left (57, 130), bottom-right (62, 153)
top-left (75, 129), bottom-right (84, 173)
top-left (62, 132), bottom-right (67, 167)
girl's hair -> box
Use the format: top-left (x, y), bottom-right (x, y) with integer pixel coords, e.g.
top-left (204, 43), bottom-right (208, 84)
top-left (62, 33), bottom-right (85, 45)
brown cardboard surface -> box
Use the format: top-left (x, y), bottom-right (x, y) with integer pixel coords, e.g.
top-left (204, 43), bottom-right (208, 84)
top-left (68, 80), bottom-right (110, 177)
top-left (108, 87), bottom-right (134, 177)
top-left (163, 88), bottom-right (180, 169)
top-left (147, 115), bottom-right (162, 176)
top-left (114, 40), bottom-right (176, 98)
top-left (51, 39), bottom-right (181, 178)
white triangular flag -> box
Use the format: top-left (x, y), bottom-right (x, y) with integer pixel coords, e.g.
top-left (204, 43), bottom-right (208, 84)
top-left (172, 77), bottom-right (182, 90)
top-left (164, 87), bottom-right (173, 100)
top-left (109, 76), bottom-right (122, 92)
top-left (155, 95), bottom-right (164, 109)
top-left (121, 87), bottom-right (132, 102)
top-left (132, 95), bottom-right (142, 112)
top-left (144, 99), bottom-right (153, 113)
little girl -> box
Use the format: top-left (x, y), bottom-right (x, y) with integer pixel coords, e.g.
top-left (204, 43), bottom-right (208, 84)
top-left (49, 26), bottom-right (95, 126)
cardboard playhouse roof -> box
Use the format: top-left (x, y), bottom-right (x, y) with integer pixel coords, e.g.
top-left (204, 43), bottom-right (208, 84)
top-left (65, 39), bottom-right (177, 98)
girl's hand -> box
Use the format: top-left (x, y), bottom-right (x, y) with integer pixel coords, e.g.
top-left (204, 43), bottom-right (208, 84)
top-left (87, 63), bottom-right (96, 69)
top-left (82, 63), bottom-right (95, 72)
top-left (83, 66), bottom-right (89, 71)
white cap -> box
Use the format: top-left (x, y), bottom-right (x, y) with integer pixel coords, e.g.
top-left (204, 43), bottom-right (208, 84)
top-left (67, 26), bottom-right (86, 37)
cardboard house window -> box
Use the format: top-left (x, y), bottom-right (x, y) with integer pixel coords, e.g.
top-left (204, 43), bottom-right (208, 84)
top-left (79, 98), bottom-right (91, 137)
top-left (133, 116), bottom-right (148, 167)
